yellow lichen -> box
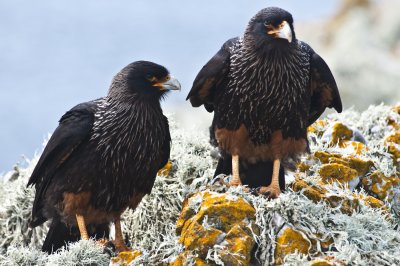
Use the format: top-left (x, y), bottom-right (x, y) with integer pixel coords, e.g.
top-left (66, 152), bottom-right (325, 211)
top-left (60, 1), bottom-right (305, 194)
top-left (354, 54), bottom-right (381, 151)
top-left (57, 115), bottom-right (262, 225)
top-left (340, 140), bottom-right (369, 155)
top-left (290, 178), bottom-right (385, 214)
top-left (169, 252), bottom-right (210, 266)
top-left (175, 191), bottom-right (257, 265)
top-left (291, 178), bottom-right (327, 203)
top-left (308, 119), bottom-right (328, 137)
top-left (275, 227), bottom-right (311, 265)
top-left (157, 160), bottom-right (173, 176)
top-left (330, 122), bottom-right (353, 146)
top-left (310, 256), bottom-right (343, 266)
top-left (385, 132), bottom-right (400, 162)
top-left (318, 163), bottom-right (359, 184)
top-left (314, 151), bottom-right (373, 176)
top-left (361, 171), bottom-right (400, 200)
top-left (110, 250), bottom-right (142, 266)
top-left (180, 221), bottom-right (224, 256)
top-left (297, 161), bottom-right (312, 172)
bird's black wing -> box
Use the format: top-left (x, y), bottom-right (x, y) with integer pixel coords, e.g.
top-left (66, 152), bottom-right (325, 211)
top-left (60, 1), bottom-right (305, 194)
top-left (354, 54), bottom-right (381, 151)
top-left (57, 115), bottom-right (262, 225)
top-left (28, 102), bottom-right (96, 187)
top-left (186, 37), bottom-right (238, 112)
top-left (308, 48), bottom-right (343, 125)
top-left (159, 115), bottom-right (171, 171)
top-left (28, 101), bottom-right (96, 226)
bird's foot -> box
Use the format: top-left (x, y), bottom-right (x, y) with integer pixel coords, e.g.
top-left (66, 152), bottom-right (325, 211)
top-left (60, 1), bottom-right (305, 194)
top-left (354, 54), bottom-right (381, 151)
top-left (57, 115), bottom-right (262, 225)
top-left (113, 240), bottom-right (131, 253)
top-left (210, 175), bottom-right (250, 193)
top-left (252, 186), bottom-right (281, 199)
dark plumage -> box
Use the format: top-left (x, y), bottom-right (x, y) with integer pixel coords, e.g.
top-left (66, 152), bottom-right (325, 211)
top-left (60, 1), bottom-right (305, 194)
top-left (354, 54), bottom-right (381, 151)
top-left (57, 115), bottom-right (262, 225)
top-left (187, 7), bottom-right (342, 196)
top-left (28, 61), bottom-right (181, 253)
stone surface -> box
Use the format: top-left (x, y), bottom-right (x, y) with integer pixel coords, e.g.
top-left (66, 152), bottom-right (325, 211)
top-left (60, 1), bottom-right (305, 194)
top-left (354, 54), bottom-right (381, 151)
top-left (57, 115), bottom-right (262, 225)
top-left (157, 160), bottom-right (173, 176)
top-left (385, 131), bottom-right (400, 164)
top-left (275, 227), bottom-right (311, 265)
top-left (110, 250), bottom-right (142, 266)
top-left (290, 178), bottom-right (385, 214)
top-left (361, 171), bottom-right (400, 202)
top-left (173, 191), bottom-right (257, 265)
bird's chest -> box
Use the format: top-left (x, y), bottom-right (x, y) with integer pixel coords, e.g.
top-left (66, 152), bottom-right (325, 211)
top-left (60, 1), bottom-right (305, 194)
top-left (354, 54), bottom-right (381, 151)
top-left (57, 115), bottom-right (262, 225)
top-left (92, 109), bottom-right (166, 176)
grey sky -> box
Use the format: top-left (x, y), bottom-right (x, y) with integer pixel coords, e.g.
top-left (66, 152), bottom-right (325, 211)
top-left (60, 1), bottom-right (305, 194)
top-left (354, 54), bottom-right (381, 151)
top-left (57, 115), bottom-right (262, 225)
top-left (0, 0), bottom-right (337, 173)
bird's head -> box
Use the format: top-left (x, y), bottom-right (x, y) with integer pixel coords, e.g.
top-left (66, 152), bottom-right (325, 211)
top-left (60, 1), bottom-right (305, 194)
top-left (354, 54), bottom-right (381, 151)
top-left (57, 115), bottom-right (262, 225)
top-left (109, 61), bottom-right (181, 101)
top-left (244, 7), bottom-right (295, 49)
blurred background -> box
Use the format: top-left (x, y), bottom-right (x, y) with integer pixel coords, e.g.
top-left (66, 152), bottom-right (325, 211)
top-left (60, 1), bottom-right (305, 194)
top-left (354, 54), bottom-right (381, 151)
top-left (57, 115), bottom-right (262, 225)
top-left (1, 0), bottom-right (399, 173)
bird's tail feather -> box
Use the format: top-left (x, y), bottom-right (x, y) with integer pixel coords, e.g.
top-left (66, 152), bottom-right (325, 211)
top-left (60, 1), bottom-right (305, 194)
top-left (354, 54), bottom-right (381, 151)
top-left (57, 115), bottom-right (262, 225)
top-left (214, 153), bottom-right (286, 190)
top-left (42, 219), bottom-right (110, 254)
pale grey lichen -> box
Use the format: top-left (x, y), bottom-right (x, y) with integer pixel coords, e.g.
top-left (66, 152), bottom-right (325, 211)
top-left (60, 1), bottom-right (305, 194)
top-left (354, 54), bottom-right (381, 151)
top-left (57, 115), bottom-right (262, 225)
top-left (0, 107), bottom-right (399, 265)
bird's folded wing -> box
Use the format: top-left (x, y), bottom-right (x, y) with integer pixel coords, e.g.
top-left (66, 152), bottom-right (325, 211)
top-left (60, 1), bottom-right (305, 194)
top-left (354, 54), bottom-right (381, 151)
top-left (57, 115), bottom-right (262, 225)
top-left (308, 52), bottom-right (343, 125)
top-left (186, 37), bottom-right (238, 112)
top-left (27, 102), bottom-right (96, 187)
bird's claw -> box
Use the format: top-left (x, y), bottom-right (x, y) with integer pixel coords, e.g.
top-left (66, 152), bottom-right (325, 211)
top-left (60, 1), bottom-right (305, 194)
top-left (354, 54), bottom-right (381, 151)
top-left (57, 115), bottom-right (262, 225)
top-left (253, 186), bottom-right (280, 199)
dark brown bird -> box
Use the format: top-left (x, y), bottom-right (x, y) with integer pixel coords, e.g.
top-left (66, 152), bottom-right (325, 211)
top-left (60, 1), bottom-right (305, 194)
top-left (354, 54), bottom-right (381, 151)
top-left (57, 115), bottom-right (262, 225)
top-left (27, 61), bottom-right (181, 253)
top-left (187, 7), bottom-right (342, 197)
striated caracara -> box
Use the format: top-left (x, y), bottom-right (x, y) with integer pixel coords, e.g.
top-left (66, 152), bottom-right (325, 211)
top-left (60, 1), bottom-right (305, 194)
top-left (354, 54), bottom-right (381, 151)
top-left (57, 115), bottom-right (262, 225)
top-left (187, 7), bottom-right (342, 198)
top-left (28, 61), bottom-right (181, 253)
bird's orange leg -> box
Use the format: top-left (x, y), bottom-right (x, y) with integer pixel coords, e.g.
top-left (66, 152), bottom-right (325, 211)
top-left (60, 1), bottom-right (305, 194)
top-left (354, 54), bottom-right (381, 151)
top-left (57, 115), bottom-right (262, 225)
top-left (113, 216), bottom-right (130, 252)
top-left (76, 214), bottom-right (89, 240)
top-left (258, 158), bottom-right (281, 198)
top-left (229, 154), bottom-right (242, 186)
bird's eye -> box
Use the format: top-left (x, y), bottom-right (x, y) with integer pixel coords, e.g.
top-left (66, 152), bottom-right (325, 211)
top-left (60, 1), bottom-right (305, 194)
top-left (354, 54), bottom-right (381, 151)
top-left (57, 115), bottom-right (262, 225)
top-left (146, 75), bottom-right (157, 82)
top-left (165, 76), bottom-right (171, 81)
top-left (264, 22), bottom-right (272, 28)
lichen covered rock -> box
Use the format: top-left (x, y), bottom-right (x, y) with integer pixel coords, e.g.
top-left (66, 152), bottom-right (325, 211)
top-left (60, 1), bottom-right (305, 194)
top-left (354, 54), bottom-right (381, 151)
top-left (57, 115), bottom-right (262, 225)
top-left (275, 227), bottom-right (311, 265)
top-left (290, 178), bottom-right (385, 214)
top-left (173, 191), bottom-right (257, 265)
top-left (361, 171), bottom-right (400, 203)
top-left (110, 250), bottom-right (142, 266)
top-left (385, 131), bottom-right (400, 164)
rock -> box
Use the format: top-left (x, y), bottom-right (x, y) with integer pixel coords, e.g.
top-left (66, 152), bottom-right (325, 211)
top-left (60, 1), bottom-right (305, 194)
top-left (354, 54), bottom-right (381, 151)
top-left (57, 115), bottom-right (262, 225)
top-left (290, 178), bottom-right (385, 214)
top-left (319, 163), bottom-right (360, 189)
top-left (157, 160), bottom-right (173, 176)
top-left (308, 120), bottom-right (329, 137)
top-left (275, 227), bottom-right (311, 265)
top-left (361, 171), bottom-right (400, 202)
top-left (314, 151), bottom-right (373, 176)
top-left (173, 191), bottom-right (257, 265)
top-left (385, 131), bottom-right (400, 164)
top-left (321, 122), bottom-right (366, 147)
top-left (170, 252), bottom-right (210, 266)
top-left (110, 250), bottom-right (142, 266)
top-left (310, 256), bottom-right (344, 266)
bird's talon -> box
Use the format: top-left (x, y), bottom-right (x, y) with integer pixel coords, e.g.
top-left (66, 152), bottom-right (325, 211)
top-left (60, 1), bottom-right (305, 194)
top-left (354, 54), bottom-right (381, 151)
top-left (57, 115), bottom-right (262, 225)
top-left (113, 241), bottom-right (131, 252)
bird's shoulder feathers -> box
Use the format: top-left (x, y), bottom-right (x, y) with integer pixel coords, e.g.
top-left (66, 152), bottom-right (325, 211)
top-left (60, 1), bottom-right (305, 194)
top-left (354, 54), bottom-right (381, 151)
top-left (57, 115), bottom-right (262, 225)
top-left (186, 37), bottom-right (239, 112)
top-left (27, 100), bottom-right (98, 187)
top-left (300, 41), bottom-right (342, 125)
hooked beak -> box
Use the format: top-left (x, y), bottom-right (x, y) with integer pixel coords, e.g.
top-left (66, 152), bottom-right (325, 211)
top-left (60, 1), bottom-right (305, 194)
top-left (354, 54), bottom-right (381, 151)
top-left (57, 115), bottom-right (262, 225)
top-left (156, 76), bottom-right (181, 91)
top-left (267, 20), bottom-right (293, 43)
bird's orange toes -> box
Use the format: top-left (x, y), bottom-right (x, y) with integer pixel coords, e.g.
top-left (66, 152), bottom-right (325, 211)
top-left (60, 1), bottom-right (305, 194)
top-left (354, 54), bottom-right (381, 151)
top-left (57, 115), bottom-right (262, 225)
top-left (95, 238), bottom-right (110, 246)
top-left (256, 186), bottom-right (281, 199)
